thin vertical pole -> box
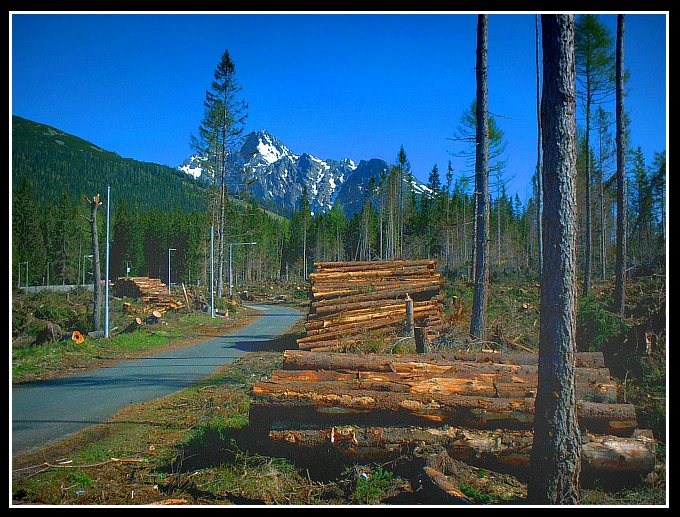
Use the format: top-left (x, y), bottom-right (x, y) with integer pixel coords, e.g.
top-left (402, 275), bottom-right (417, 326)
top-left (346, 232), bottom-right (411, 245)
top-left (229, 243), bottom-right (233, 298)
top-left (168, 250), bottom-right (171, 295)
top-left (210, 227), bottom-right (215, 318)
top-left (105, 185), bottom-right (111, 338)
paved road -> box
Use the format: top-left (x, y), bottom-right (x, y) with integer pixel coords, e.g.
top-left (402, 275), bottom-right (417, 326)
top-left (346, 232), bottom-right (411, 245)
top-left (11, 304), bottom-right (303, 455)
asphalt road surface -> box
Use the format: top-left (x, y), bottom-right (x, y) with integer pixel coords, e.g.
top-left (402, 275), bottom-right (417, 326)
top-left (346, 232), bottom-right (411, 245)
top-left (12, 304), bottom-right (303, 455)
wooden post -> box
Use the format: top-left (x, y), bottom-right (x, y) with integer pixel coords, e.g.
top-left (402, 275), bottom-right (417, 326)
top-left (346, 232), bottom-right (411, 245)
top-left (414, 326), bottom-right (431, 354)
top-left (405, 294), bottom-right (414, 336)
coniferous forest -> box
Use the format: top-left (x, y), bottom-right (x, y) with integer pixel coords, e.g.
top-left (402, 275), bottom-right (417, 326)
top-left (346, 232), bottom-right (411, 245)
top-left (11, 112), bottom-right (666, 290)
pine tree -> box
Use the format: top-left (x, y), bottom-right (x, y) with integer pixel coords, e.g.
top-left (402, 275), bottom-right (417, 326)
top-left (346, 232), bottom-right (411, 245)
top-left (528, 14), bottom-right (581, 505)
top-left (191, 49), bottom-right (248, 297)
top-left (12, 177), bottom-right (46, 287)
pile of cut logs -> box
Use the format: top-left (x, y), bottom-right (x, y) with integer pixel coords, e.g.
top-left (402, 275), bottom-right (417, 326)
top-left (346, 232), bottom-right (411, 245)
top-left (298, 259), bottom-right (446, 351)
top-left (249, 350), bottom-right (656, 486)
top-left (114, 276), bottom-right (185, 315)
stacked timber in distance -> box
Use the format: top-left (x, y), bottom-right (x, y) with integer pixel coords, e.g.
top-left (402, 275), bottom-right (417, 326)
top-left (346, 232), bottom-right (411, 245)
top-left (113, 276), bottom-right (185, 314)
top-left (249, 350), bottom-right (656, 486)
top-left (298, 259), bottom-right (445, 351)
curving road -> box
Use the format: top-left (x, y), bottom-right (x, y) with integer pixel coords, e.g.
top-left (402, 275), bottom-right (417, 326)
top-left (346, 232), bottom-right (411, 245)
top-left (12, 304), bottom-right (303, 456)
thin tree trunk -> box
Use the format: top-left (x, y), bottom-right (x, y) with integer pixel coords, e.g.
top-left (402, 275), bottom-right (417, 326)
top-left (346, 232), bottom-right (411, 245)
top-left (528, 14), bottom-right (581, 505)
top-left (613, 14), bottom-right (627, 315)
top-left (584, 90), bottom-right (593, 294)
top-left (470, 14), bottom-right (490, 340)
top-left (88, 194), bottom-right (103, 331)
top-left (536, 14), bottom-right (544, 276)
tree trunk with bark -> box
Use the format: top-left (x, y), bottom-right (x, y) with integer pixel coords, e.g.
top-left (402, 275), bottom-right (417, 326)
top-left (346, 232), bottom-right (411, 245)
top-left (88, 194), bottom-right (103, 331)
top-left (470, 14), bottom-right (490, 339)
top-left (536, 14), bottom-right (544, 275)
top-left (613, 14), bottom-right (627, 316)
top-left (528, 14), bottom-right (582, 505)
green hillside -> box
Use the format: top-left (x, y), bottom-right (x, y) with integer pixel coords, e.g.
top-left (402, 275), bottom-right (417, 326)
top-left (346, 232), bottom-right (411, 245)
top-left (11, 115), bottom-right (207, 212)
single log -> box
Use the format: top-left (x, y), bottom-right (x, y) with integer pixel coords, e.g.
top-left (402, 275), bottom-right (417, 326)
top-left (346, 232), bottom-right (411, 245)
top-left (312, 285), bottom-right (441, 309)
top-left (249, 384), bottom-right (637, 435)
top-left (310, 265), bottom-right (435, 280)
top-left (281, 351), bottom-right (612, 384)
top-left (265, 426), bottom-right (656, 483)
top-left (422, 463), bottom-right (473, 504)
top-left (282, 350), bottom-right (608, 374)
top-left (145, 310), bottom-right (163, 324)
top-left (313, 259), bottom-right (437, 271)
top-left (123, 317), bottom-right (143, 333)
top-left (259, 372), bottom-right (618, 402)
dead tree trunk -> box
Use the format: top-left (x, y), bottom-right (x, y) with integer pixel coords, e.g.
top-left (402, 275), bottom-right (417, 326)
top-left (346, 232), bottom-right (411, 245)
top-left (87, 194), bottom-right (103, 331)
top-left (470, 14), bottom-right (490, 339)
top-left (613, 14), bottom-right (627, 316)
top-left (528, 14), bottom-right (581, 505)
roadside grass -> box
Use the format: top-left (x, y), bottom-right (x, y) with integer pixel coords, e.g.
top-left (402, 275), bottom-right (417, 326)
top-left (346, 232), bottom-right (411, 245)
top-left (12, 297), bottom-right (258, 384)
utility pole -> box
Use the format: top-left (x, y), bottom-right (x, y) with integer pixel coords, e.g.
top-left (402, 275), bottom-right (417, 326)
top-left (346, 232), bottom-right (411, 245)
top-left (105, 185), bottom-right (111, 338)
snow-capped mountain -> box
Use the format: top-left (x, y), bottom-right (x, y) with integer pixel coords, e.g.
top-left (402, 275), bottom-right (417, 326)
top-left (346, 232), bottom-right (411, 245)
top-left (178, 129), bottom-right (430, 216)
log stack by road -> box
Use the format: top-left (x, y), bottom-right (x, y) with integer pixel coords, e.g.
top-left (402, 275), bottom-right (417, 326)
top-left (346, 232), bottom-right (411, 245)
top-left (249, 350), bottom-right (656, 486)
top-left (298, 259), bottom-right (446, 351)
top-left (113, 276), bottom-right (185, 315)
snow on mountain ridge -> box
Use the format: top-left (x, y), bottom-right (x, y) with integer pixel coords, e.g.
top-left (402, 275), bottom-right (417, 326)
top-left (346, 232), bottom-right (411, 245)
top-left (178, 130), bottom-right (429, 215)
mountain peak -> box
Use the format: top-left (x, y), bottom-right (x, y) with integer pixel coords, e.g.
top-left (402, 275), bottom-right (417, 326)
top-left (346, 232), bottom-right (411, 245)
top-left (241, 129), bottom-right (296, 165)
top-left (178, 130), bottom-right (429, 216)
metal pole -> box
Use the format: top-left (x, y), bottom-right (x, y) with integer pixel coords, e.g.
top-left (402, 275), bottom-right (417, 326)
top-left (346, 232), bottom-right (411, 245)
top-left (46, 262), bottom-right (50, 286)
top-left (104, 185), bottom-right (110, 338)
top-left (210, 227), bottom-right (215, 318)
top-left (229, 243), bottom-right (233, 298)
top-left (167, 248), bottom-right (176, 295)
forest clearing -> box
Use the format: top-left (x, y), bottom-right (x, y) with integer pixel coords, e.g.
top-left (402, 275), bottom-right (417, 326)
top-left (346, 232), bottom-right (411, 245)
top-left (12, 12), bottom-right (667, 507)
top-left (11, 271), bottom-right (666, 505)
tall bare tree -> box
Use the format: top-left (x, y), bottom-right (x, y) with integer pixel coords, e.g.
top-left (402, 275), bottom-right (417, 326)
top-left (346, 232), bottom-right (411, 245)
top-left (470, 14), bottom-right (490, 339)
top-left (528, 14), bottom-right (581, 505)
top-left (535, 14), bottom-right (544, 275)
top-left (613, 14), bottom-right (627, 315)
top-left (85, 194), bottom-right (103, 331)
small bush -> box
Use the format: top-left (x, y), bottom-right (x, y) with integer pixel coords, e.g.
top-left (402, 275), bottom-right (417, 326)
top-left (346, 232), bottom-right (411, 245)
top-left (353, 467), bottom-right (396, 505)
top-left (577, 295), bottom-right (629, 352)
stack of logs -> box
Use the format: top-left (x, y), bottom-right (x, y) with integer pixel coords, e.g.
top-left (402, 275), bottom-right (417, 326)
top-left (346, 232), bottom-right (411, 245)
top-left (114, 276), bottom-right (185, 315)
top-left (297, 259), bottom-right (446, 352)
top-left (249, 350), bottom-right (656, 486)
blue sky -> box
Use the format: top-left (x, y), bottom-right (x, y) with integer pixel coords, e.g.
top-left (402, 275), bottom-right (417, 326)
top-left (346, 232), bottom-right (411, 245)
top-left (10, 12), bottom-right (667, 203)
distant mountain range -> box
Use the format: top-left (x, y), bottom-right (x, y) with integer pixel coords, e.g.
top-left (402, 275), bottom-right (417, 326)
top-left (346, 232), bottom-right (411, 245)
top-left (179, 129), bottom-right (432, 216)
top-left (11, 115), bottom-right (430, 219)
